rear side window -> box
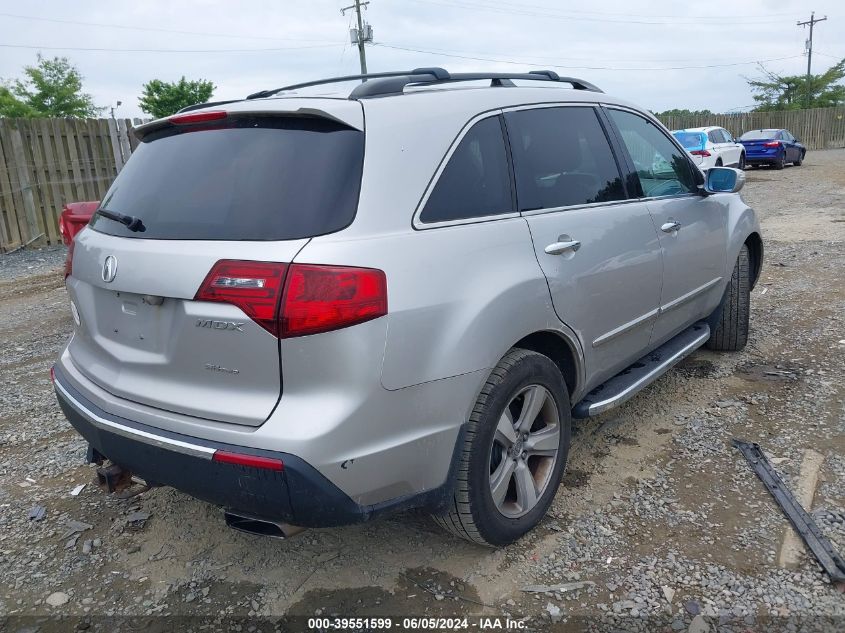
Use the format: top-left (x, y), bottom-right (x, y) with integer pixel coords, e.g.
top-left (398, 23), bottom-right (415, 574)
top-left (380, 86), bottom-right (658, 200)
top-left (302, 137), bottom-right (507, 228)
top-left (420, 116), bottom-right (513, 223)
top-left (504, 107), bottom-right (625, 211)
top-left (90, 117), bottom-right (364, 241)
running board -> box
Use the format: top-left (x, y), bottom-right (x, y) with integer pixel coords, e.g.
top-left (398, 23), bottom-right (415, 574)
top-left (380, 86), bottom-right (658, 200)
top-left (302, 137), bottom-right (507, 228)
top-left (572, 321), bottom-right (710, 418)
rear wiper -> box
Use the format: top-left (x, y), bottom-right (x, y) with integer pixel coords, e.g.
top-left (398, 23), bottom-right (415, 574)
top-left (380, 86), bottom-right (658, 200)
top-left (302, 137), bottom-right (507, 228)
top-left (95, 208), bottom-right (146, 233)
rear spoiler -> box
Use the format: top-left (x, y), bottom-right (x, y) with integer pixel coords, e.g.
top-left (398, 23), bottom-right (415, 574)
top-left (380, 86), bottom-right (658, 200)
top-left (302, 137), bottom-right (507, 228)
top-left (133, 106), bottom-right (364, 141)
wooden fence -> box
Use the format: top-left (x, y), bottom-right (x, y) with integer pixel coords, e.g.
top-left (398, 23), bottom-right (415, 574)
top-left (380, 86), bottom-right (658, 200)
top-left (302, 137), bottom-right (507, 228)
top-left (1, 107), bottom-right (845, 252)
top-left (656, 106), bottom-right (845, 150)
top-left (0, 117), bottom-right (144, 252)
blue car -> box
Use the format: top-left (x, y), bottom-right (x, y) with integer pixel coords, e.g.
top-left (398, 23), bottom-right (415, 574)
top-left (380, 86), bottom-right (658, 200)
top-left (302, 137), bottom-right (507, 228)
top-left (738, 129), bottom-right (805, 170)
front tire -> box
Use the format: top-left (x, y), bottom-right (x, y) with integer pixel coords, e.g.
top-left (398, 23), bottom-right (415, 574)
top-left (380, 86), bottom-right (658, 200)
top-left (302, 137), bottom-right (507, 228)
top-left (794, 151), bottom-right (803, 166)
top-left (433, 349), bottom-right (571, 546)
top-left (706, 244), bottom-right (750, 351)
top-left (738, 153), bottom-right (746, 170)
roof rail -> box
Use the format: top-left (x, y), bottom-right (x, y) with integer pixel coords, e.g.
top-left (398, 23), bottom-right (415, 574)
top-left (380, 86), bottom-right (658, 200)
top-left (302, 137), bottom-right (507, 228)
top-left (246, 68), bottom-right (449, 100)
top-left (246, 68), bottom-right (602, 101)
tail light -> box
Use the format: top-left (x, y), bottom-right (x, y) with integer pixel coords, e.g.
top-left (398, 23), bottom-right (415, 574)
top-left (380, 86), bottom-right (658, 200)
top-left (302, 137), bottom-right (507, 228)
top-left (195, 261), bottom-right (288, 335)
top-left (195, 260), bottom-right (387, 338)
top-left (280, 264), bottom-right (387, 337)
top-left (64, 239), bottom-right (75, 278)
top-left (763, 141), bottom-right (781, 147)
top-left (690, 150), bottom-right (711, 157)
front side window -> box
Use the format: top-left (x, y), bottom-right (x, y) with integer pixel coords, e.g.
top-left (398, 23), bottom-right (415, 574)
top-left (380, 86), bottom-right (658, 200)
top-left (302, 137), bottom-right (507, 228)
top-left (505, 106), bottom-right (625, 211)
top-left (607, 109), bottom-right (698, 198)
top-left (420, 116), bottom-right (513, 224)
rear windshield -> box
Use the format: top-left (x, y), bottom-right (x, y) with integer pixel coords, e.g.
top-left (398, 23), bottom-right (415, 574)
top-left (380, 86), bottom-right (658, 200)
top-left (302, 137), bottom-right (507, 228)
top-left (90, 116), bottom-right (364, 240)
top-left (739, 130), bottom-right (779, 140)
top-left (673, 132), bottom-right (706, 150)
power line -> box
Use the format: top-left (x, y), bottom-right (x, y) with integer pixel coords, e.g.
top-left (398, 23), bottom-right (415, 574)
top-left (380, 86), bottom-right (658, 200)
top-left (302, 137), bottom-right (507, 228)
top-left (0, 43), bottom-right (343, 53)
top-left (374, 41), bottom-right (798, 66)
top-left (0, 11), bottom-right (337, 43)
top-left (406, 0), bottom-right (795, 26)
top-left (470, 0), bottom-right (800, 20)
top-left (373, 42), bottom-right (804, 72)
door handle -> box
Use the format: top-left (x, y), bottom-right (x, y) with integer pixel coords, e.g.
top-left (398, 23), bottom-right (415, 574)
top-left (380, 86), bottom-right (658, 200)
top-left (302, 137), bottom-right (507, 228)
top-left (660, 221), bottom-right (681, 233)
top-left (545, 240), bottom-right (581, 255)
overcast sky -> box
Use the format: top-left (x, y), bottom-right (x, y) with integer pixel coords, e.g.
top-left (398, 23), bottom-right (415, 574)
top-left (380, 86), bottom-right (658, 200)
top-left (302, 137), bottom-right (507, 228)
top-left (0, 0), bottom-right (842, 118)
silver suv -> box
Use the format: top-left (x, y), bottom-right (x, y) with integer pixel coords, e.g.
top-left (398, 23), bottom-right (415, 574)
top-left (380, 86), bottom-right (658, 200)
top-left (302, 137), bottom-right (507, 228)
top-left (53, 69), bottom-right (762, 546)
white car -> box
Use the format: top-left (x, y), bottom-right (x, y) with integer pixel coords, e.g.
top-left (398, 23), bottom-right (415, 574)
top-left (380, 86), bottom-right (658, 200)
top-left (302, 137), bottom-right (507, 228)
top-left (672, 126), bottom-right (746, 171)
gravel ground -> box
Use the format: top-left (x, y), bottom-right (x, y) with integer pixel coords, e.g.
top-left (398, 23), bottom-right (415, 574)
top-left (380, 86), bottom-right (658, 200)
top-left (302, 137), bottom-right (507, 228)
top-left (0, 245), bottom-right (65, 282)
top-left (0, 150), bottom-right (843, 632)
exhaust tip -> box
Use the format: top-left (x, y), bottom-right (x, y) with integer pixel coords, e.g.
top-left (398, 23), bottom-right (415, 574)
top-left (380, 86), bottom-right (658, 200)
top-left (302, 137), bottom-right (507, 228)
top-left (224, 511), bottom-right (306, 539)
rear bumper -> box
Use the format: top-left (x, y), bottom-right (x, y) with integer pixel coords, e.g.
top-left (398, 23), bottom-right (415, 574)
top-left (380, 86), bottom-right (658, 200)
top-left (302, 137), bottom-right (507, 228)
top-left (744, 149), bottom-right (782, 163)
top-left (54, 366), bottom-right (450, 527)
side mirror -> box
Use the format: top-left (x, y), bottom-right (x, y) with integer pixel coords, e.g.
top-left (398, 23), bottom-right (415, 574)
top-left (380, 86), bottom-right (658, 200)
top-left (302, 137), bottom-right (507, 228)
top-left (704, 167), bottom-right (745, 194)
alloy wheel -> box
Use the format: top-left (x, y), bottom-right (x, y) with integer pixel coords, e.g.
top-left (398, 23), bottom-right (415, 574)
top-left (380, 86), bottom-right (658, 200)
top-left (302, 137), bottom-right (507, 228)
top-left (488, 384), bottom-right (561, 518)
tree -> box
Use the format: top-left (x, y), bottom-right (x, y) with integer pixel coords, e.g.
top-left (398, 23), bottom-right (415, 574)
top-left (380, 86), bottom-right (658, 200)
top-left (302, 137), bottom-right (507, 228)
top-left (138, 77), bottom-right (215, 119)
top-left (652, 108), bottom-right (714, 117)
top-left (3, 54), bottom-right (101, 117)
top-left (0, 85), bottom-right (36, 117)
top-left (746, 58), bottom-right (845, 111)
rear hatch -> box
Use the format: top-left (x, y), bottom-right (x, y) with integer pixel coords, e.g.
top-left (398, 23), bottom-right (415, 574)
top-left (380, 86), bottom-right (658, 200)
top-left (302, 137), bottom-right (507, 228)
top-left (66, 107), bottom-right (365, 426)
top-left (740, 139), bottom-right (778, 158)
top-left (739, 131), bottom-right (779, 157)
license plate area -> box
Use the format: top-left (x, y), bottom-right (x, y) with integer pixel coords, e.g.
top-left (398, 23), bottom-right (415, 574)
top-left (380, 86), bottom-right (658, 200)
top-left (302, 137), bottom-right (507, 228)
top-left (96, 289), bottom-right (171, 354)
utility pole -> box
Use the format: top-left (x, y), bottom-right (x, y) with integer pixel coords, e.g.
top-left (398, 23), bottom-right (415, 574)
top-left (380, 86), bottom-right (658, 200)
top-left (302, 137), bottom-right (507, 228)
top-left (341, 0), bottom-right (373, 78)
top-left (797, 11), bottom-right (828, 107)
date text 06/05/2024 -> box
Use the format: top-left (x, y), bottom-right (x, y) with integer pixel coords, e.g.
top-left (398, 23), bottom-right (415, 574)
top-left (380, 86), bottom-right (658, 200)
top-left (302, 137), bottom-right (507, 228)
top-left (307, 617), bottom-right (528, 630)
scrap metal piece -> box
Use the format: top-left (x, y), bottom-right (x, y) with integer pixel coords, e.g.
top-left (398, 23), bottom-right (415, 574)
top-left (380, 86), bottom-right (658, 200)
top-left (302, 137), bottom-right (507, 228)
top-left (733, 439), bottom-right (845, 583)
top-left (96, 463), bottom-right (131, 493)
top-left (28, 505), bottom-right (46, 521)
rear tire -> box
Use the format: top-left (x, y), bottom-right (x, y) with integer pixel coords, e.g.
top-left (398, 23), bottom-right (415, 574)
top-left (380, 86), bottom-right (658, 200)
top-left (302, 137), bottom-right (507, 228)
top-left (706, 244), bottom-right (750, 352)
top-left (433, 349), bottom-right (571, 546)
top-left (774, 152), bottom-right (785, 170)
top-left (715, 158), bottom-right (723, 167)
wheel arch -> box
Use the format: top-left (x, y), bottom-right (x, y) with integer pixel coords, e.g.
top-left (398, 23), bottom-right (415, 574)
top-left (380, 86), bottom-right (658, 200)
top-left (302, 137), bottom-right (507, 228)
top-left (744, 231), bottom-right (763, 290)
top-left (512, 329), bottom-right (584, 401)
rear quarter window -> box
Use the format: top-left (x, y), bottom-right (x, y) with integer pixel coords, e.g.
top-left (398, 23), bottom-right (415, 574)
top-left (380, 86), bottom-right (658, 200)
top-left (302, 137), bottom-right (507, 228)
top-left (419, 115), bottom-right (514, 224)
top-left (90, 116), bottom-right (364, 241)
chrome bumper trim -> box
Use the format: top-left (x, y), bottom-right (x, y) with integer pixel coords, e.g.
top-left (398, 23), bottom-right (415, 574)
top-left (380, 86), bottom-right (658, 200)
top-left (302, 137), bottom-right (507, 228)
top-left (54, 377), bottom-right (215, 460)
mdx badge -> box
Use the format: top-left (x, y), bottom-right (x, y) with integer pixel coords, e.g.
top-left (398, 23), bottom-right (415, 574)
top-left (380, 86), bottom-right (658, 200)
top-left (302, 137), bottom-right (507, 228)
top-left (101, 256), bottom-right (118, 283)
top-left (196, 319), bottom-right (245, 332)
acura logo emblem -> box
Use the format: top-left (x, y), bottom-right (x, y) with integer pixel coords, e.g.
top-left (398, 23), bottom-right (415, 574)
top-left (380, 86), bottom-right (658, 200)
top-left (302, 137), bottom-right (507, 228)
top-left (102, 256), bottom-right (118, 283)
